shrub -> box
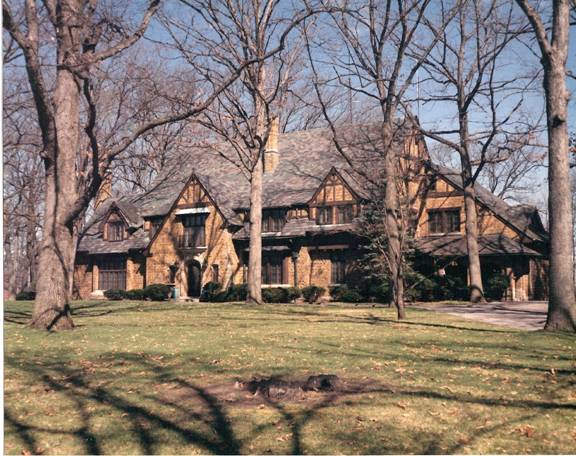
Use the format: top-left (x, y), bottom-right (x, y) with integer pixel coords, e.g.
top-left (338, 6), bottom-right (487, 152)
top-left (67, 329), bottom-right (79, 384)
top-left (330, 285), bottom-right (364, 303)
top-left (285, 287), bottom-right (302, 302)
top-left (434, 275), bottom-right (468, 301)
top-left (15, 291), bottom-right (35, 300)
top-left (485, 274), bottom-right (510, 301)
top-left (404, 272), bottom-right (436, 302)
top-left (104, 289), bottom-right (126, 300)
top-left (124, 289), bottom-right (146, 300)
top-left (143, 284), bottom-right (171, 301)
top-left (302, 285), bottom-right (324, 303)
top-left (200, 282), bottom-right (222, 302)
top-left (262, 287), bottom-right (289, 303)
top-left (226, 284), bottom-right (248, 302)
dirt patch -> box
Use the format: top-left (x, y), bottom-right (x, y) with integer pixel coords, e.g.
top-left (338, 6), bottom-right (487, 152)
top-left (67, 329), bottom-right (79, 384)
top-left (156, 374), bottom-right (386, 409)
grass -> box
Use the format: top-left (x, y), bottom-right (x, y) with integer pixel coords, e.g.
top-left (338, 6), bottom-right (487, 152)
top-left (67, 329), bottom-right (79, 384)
top-left (4, 300), bottom-right (576, 455)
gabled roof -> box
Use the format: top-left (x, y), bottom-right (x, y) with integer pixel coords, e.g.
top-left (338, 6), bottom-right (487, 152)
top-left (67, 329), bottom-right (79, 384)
top-left (429, 163), bottom-right (548, 242)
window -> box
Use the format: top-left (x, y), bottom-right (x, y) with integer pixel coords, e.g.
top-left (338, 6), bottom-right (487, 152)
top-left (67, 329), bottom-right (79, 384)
top-left (316, 206), bottom-right (333, 225)
top-left (99, 257), bottom-right (126, 290)
top-left (263, 209), bottom-right (286, 233)
top-left (263, 255), bottom-right (284, 284)
top-left (331, 253), bottom-right (347, 284)
top-left (428, 209), bottom-right (461, 234)
top-left (211, 264), bottom-right (219, 283)
top-left (180, 214), bottom-right (206, 247)
top-left (335, 205), bottom-right (354, 224)
top-left (149, 217), bottom-right (162, 238)
top-left (107, 221), bottom-right (124, 241)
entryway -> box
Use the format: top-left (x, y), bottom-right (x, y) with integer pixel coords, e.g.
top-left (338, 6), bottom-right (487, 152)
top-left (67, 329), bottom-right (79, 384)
top-left (187, 260), bottom-right (201, 298)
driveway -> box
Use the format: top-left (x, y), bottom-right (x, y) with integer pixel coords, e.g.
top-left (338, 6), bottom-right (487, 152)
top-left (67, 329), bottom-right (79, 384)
top-left (416, 301), bottom-right (548, 330)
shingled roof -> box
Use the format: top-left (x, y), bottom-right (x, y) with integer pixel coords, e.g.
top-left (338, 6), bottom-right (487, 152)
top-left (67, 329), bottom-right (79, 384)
top-left (78, 123), bottom-right (546, 255)
top-left (429, 163), bottom-right (548, 242)
top-left (416, 234), bottom-right (543, 257)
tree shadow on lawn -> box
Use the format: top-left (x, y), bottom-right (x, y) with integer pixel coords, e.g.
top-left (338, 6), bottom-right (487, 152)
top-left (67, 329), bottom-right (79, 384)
top-left (4, 301), bottom-right (176, 326)
top-left (5, 351), bottom-right (575, 455)
top-left (216, 306), bottom-right (519, 335)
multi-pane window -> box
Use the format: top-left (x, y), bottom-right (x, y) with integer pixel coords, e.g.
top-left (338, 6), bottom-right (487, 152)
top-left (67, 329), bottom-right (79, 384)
top-left (331, 253), bottom-right (347, 284)
top-left (107, 221), bottom-right (124, 241)
top-left (335, 205), bottom-right (354, 224)
top-left (316, 206), bottom-right (332, 225)
top-left (316, 205), bottom-right (356, 225)
top-left (263, 255), bottom-right (284, 284)
top-left (263, 209), bottom-right (286, 233)
top-left (149, 217), bottom-right (162, 238)
top-left (181, 214), bottom-right (206, 247)
top-left (428, 209), bottom-right (461, 234)
top-left (99, 257), bottom-right (126, 290)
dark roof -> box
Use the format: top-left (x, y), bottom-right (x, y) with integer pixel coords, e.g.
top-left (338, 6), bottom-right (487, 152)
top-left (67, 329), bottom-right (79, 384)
top-left (429, 163), bottom-right (547, 242)
top-left (233, 218), bottom-right (358, 240)
top-left (416, 234), bottom-right (542, 257)
top-left (78, 123), bottom-right (546, 256)
top-left (77, 229), bottom-right (149, 254)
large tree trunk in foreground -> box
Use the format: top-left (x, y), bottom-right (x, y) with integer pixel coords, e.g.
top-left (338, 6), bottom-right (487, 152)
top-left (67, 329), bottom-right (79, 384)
top-left (462, 177), bottom-right (484, 303)
top-left (543, 49), bottom-right (576, 331)
top-left (459, 112), bottom-right (484, 303)
top-left (30, 37), bottom-right (81, 330)
top-left (383, 123), bottom-right (405, 320)
top-left (247, 154), bottom-right (264, 304)
top-left (514, 0), bottom-right (576, 331)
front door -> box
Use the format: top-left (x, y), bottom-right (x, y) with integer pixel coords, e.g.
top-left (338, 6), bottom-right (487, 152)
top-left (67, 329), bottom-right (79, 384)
top-left (188, 261), bottom-right (202, 297)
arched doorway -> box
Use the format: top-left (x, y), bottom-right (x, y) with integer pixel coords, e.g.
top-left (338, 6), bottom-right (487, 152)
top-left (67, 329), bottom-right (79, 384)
top-left (187, 261), bottom-right (202, 298)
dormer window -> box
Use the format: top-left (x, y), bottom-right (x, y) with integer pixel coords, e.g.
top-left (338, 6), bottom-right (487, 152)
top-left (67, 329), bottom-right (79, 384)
top-left (428, 209), bottom-right (460, 234)
top-left (107, 221), bottom-right (125, 241)
top-left (317, 207), bottom-right (332, 225)
top-left (263, 209), bottom-right (286, 233)
top-left (316, 204), bottom-right (355, 225)
top-left (148, 217), bottom-right (162, 238)
top-left (336, 205), bottom-right (354, 224)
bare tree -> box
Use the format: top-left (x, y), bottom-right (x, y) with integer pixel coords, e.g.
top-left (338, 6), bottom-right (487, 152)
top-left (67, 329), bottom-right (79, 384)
top-left (415, 0), bottom-right (533, 302)
top-left (514, 0), bottom-right (575, 331)
top-left (160, 0), bottom-right (332, 304)
top-left (2, 0), bottom-right (282, 330)
top-left (305, 0), bottom-right (453, 319)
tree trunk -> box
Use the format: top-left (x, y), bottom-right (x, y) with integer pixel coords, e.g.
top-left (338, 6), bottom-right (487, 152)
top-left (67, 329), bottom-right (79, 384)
top-left (30, 165), bottom-right (76, 330)
top-left (247, 154), bottom-right (264, 304)
top-left (459, 113), bottom-right (485, 303)
top-left (30, 16), bottom-right (81, 329)
top-left (383, 123), bottom-right (405, 320)
top-left (462, 177), bottom-right (484, 303)
top-left (543, 57), bottom-right (576, 331)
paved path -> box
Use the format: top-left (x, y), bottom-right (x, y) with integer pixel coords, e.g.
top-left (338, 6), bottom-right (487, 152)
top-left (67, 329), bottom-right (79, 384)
top-left (416, 301), bottom-right (548, 330)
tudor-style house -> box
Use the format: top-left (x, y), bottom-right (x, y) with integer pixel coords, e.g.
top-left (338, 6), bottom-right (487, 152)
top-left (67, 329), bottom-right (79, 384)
top-left (74, 122), bottom-right (549, 301)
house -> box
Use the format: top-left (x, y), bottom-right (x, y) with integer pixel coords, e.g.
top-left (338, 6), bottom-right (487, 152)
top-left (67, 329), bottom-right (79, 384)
top-left (74, 122), bottom-right (548, 301)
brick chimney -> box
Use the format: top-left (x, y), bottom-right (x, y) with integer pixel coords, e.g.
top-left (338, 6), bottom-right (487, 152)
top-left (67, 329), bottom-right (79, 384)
top-left (94, 172), bottom-right (112, 209)
top-left (264, 117), bottom-right (280, 173)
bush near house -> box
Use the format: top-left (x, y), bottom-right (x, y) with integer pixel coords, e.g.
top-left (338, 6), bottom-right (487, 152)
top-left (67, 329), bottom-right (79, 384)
top-left (200, 282), bottom-right (222, 302)
top-left (15, 291), bottom-right (36, 301)
top-left (262, 287), bottom-right (289, 303)
top-left (104, 284), bottom-right (171, 302)
top-left (485, 274), bottom-right (510, 301)
top-left (103, 289), bottom-right (125, 301)
top-left (330, 285), bottom-right (364, 303)
top-left (302, 285), bottom-right (325, 303)
top-left (285, 287), bottom-right (302, 302)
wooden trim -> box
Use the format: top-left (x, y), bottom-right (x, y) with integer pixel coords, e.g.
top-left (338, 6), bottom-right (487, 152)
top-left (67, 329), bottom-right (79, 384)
top-left (307, 167), bottom-right (360, 206)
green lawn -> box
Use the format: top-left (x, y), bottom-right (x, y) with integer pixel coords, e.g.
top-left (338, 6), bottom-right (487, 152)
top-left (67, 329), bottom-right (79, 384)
top-left (4, 300), bottom-right (575, 455)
